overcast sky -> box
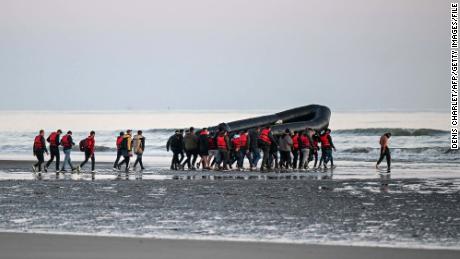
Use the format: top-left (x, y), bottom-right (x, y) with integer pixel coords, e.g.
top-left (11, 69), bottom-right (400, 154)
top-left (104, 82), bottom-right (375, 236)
top-left (0, 0), bottom-right (449, 111)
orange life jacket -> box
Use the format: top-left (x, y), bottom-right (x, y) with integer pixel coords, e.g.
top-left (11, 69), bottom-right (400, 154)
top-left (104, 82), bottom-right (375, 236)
top-left (61, 135), bottom-right (72, 148)
top-left (259, 128), bottom-right (271, 145)
top-left (320, 133), bottom-right (331, 148)
top-left (232, 137), bottom-right (241, 150)
top-left (292, 134), bottom-right (299, 149)
top-left (239, 134), bottom-right (248, 148)
top-left (217, 135), bottom-right (227, 150)
top-left (34, 135), bottom-right (43, 150)
top-left (48, 132), bottom-right (58, 146)
top-left (300, 134), bottom-right (310, 148)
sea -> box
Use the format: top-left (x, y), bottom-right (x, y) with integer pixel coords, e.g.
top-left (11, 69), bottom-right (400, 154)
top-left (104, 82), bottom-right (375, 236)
top-left (0, 110), bottom-right (459, 249)
top-left (0, 110), bottom-right (456, 165)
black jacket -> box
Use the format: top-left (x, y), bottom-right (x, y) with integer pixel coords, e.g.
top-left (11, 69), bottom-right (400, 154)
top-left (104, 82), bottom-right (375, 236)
top-left (198, 134), bottom-right (209, 152)
top-left (167, 134), bottom-right (183, 152)
top-left (248, 130), bottom-right (259, 150)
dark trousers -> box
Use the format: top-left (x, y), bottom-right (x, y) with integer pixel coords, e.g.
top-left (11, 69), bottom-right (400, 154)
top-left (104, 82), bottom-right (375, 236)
top-left (182, 149), bottom-right (198, 169)
top-left (230, 150), bottom-right (240, 167)
top-left (322, 148), bottom-right (333, 166)
top-left (133, 153), bottom-right (144, 169)
top-left (260, 144), bottom-right (270, 170)
top-left (34, 150), bottom-right (45, 171)
top-left (292, 149), bottom-right (299, 169)
top-left (280, 151), bottom-right (291, 168)
top-left (237, 149), bottom-right (251, 168)
top-left (171, 151), bottom-right (181, 170)
top-left (309, 149), bottom-right (319, 167)
top-left (113, 149), bottom-right (122, 167)
top-left (217, 149), bottom-right (229, 169)
top-left (46, 146), bottom-right (60, 170)
top-left (80, 150), bottom-right (95, 171)
top-left (269, 151), bottom-right (279, 169)
top-left (118, 151), bottom-right (130, 171)
top-left (377, 147), bottom-right (391, 167)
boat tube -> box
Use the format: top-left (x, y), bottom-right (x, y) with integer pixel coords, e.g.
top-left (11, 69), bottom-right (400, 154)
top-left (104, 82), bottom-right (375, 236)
top-left (208, 104), bottom-right (331, 135)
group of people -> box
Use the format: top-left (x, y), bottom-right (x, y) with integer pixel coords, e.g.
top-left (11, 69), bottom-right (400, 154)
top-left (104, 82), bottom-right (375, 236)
top-left (32, 126), bottom-right (392, 174)
top-left (166, 126), bottom-right (337, 172)
top-left (32, 129), bottom-right (146, 174)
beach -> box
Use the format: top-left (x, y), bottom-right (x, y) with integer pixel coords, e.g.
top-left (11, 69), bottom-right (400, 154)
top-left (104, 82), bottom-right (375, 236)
top-left (1, 160), bottom-right (459, 251)
top-left (1, 232), bottom-right (459, 259)
top-left (0, 111), bottom-right (458, 257)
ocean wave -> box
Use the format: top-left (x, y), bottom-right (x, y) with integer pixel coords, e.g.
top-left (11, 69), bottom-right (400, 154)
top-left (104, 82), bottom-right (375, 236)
top-left (70, 146), bottom-right (117, 152)
top-left (341, 147), bottom-right (458, 154)
top-left (145, 129), bottom-right (177, 134)
top-left (334, 128), bottom-right (449, 136)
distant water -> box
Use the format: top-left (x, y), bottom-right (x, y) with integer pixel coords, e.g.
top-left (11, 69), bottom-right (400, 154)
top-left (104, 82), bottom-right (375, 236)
top-left (0, 111), bottom-right (456, 165)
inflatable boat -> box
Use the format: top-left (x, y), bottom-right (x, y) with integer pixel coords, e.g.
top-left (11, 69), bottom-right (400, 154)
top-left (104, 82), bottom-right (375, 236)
top-left (208, 104), bottom-right (331, 135)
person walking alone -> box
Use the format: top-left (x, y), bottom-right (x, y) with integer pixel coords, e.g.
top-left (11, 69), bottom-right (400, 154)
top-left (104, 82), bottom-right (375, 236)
top-left (376, 132), bottom-right (392, 169)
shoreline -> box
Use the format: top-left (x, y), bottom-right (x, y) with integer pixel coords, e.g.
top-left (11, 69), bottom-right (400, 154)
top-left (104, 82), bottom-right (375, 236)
top-left (1, 159), bottom-right (460, 181)
top-left (0, 232), bottom-right (458, 259)
top-left (1, 229), bottom-right (459, 251)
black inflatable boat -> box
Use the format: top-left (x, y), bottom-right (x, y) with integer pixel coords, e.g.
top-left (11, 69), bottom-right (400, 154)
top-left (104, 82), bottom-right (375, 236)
top-left (208, 104), bottom-right (331, 135)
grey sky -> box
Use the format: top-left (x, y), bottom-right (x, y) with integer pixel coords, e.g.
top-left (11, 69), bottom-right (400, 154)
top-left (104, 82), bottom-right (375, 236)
top-left (0, 0), bottom-right (449, 111)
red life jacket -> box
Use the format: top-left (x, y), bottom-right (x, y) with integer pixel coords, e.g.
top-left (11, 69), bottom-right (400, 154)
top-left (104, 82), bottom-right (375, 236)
top-left (200, 130), bottom-right (208, 136)
top-left (34, 135), bottom-right (43, 150)
top-left (232, 137), bottom-right (241, 150)
top-left (320, 133), bottom-right (331, 148)
top-left (86, 136), bottom-right (95, 153)
top-left (292, 135), bottom-right (299, 149)
top-left (116, 136), bottom-right (123, 149)
top-left (217, 135), bottom-right (227, 150)
top-left (48, 132), bottom-right (58, 146)
top-left (300, 135), bottom-right (310, 148)
top-left (259, 128), bottom-right (271, 145)
top-left (61, 135), bottom-right (71, 148)
top-left (239, 134), bottom-right (248, 148)
top-left (208, 136), bottom-right (217, 150)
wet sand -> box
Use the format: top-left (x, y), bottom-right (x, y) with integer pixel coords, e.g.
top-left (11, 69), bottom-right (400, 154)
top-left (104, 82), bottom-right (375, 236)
top-left (0, 232), bottom-right (458, 259)
top-left (1, 159), bottom-right (459, 256)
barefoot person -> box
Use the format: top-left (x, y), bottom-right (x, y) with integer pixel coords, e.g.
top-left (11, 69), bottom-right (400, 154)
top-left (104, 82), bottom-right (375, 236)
top-left (45, 129), bottom-right (62, 172)
top-left (60, 130), bottom-right (76, 172)
top-left (78, 131), bottom-right (96, 173)
top-left (32, 130), bottom-right (48, 173)
top-left (376, 132), bottom-right (392, 169)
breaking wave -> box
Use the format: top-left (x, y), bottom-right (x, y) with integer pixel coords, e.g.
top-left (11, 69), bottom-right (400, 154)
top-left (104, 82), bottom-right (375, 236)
top-left (334, 128), bottom-right (449, 136)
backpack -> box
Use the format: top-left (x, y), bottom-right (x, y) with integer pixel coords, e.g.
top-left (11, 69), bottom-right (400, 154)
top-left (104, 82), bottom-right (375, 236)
top-left (79, 139), bottom-right (87, 152)
top-left (33, 136), bottom-right (43, 151)
top-left (133, 136), bottom-right (144, 154)
top-left (61, 135), bottom-right (70, 147)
